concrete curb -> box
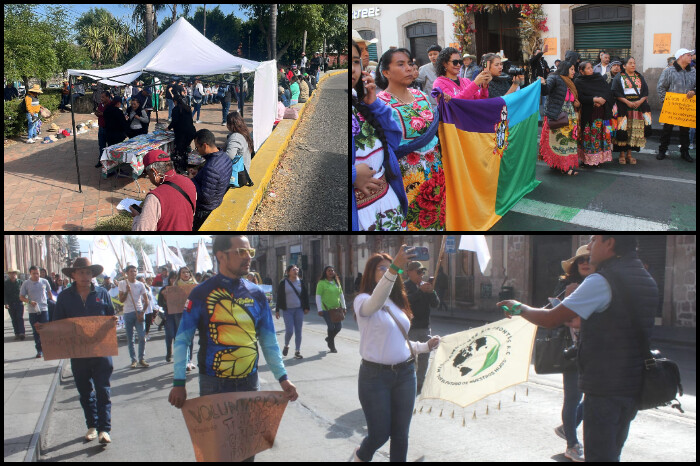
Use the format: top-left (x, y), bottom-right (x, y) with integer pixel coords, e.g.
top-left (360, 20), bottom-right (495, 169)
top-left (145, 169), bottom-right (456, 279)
top-left (200, 69), bottom-right (348, 230)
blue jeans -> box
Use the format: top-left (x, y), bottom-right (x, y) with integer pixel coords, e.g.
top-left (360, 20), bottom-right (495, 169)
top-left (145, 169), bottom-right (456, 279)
top-left (357, 361), bottom-right (416, 462)
top-left (71, 357), bottom-right (113, 432)
top-left (28, 311), bottom-right (48, 353)
top-left (583, 394), bottom-right (638, 461)
top-left (124, 312), bottom-right (146, 362)
top-left (562, 370), bottom-right (584, 448)
top-left (282, 307), bottom-right (304, 351)
top-left (26, 112), bottom-right (38, 139)
top-left (199, 372), bottom-right (260, 395)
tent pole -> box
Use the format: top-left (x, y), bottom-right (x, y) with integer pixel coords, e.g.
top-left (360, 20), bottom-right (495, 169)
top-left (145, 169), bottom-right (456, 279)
top-left (239, 73), bottom-right (244, 118)
top-left (69, 75), bottom-right (82, 193)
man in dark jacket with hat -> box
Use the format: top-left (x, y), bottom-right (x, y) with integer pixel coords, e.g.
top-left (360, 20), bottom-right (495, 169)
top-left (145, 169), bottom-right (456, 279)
top-left (40, 258), bottom-right (117, 445)
top-left (498, 235), bottom-right (658, 461)
top-left (131, 150), bottom-right (197, 231)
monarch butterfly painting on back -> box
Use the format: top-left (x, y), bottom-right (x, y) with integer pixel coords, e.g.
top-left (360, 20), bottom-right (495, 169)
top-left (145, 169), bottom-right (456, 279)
top-left (207, 287), bottom-right (259, 379)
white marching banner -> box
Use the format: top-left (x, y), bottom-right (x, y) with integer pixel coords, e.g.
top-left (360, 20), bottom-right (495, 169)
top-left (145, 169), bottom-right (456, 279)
top-left (196, 238), bottom-right (213, 274)
top-left (420, 317), bottom-right (537, 408)
top-left (459, 235), bottom-right (491, 274)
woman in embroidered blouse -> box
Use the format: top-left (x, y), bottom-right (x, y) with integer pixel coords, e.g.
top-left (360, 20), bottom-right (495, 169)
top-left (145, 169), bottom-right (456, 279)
top-left (376, 48), bottom-right (446, 230)
top-left (353, 246), bottom-right (440, 462)
top-left (352, 41), bottom-right (408, 231)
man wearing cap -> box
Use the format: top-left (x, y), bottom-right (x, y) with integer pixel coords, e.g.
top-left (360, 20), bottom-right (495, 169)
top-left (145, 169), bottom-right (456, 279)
top-left (131, 149), bottom-right (197, 231)
top-left (657, 48), bottom-right (696, 162)
top-left (404, 261), bottom-right (440, 394)
top-left (47, 258), bottom-right (117, 445)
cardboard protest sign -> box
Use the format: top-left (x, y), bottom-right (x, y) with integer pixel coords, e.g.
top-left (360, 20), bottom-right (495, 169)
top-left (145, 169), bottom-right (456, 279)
top-left (164, 284), bottom-right (197, 315)
top-left (659, 92), bottom-right (696, 128)
top-left (35, 316), bottom-right (118, 361)
top-left (182, 391), bottom-right (288, 462)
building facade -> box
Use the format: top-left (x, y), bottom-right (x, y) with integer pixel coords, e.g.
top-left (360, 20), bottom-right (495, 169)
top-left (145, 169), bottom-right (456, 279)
top-left (352, 3), bottom-right (696, 110)
top-left (4, 235), bottom-right (70, 279)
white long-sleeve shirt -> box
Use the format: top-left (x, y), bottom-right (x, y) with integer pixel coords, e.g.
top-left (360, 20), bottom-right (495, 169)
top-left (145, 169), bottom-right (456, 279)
top-left (354, 270), bottom-right (430, 365)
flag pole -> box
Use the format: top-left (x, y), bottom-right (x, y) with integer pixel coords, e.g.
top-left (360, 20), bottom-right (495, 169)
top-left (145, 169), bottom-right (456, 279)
top-left (432, 235), bottom-right (447, 289)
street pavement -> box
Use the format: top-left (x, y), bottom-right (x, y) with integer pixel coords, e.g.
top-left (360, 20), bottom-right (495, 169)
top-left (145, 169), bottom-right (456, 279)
top-left (30, 308), bottom-right (697, 461)
top-left (492, 134), bottom-right (696, 231)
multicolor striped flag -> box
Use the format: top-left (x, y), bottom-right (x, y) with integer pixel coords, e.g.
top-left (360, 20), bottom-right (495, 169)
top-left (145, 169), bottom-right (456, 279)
top-left (436, 80), bottom-right (541, 230)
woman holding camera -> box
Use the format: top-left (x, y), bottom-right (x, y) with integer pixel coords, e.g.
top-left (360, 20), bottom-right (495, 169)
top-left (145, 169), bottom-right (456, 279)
top-left (353, 245), bottom-right (441, 462)
top-left (553, 245), bottom-right (595, 462)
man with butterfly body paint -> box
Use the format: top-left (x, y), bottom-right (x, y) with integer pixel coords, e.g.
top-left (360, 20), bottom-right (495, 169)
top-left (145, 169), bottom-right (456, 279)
top-left (169, 236), bottom-right (299, 413)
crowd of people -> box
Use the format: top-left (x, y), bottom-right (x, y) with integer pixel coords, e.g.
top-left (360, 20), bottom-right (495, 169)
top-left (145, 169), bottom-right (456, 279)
top-left (352, 27), bottom-right (696, 231)
top-left (4, 235), bottom-right (675, 461)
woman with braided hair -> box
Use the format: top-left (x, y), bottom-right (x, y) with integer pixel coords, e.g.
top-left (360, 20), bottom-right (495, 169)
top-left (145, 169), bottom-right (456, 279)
top-left (352, 40), bottom-right (408, 231)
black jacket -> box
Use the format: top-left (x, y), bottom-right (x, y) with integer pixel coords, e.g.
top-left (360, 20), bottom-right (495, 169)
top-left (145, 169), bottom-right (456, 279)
top-left (275, 278), bottom-right (310, 312)
top-left (577, 251), bottom-right (658, 397)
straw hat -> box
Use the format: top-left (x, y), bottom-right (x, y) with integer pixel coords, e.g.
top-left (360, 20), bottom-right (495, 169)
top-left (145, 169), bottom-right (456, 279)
top-left (28, 84), bottom-right (43, 94)
top-left (62, 257), bottom-right (104, 278)
top-left (561, 245), bottom-right (590, 275)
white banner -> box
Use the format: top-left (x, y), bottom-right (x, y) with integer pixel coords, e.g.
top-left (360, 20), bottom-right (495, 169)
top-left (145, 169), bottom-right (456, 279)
top-left (420, 317), bottom-right (537, 408)
top-left (196, 239), bottom-right (213, 274)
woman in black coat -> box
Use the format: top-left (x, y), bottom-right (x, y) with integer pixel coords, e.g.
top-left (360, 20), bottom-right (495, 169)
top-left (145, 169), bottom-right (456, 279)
top-left (574, 61), bottom-right (615, 167)
top-left (168, 96), bottom-right (196, 173)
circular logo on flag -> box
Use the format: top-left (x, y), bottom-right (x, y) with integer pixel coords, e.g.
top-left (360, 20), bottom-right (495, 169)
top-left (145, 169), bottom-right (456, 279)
top-left (95, 237), bottom-right (110, 251)
top-left (436, 326), bottom-right (514, 386)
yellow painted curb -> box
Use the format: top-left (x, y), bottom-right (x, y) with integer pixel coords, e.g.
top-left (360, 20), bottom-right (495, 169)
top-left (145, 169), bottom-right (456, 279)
top-left (200, 69), bottom-right (348, 231)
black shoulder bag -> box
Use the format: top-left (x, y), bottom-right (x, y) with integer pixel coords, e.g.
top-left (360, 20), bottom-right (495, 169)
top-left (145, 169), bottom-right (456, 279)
top-left (617, 274), bottom-right (684, 413)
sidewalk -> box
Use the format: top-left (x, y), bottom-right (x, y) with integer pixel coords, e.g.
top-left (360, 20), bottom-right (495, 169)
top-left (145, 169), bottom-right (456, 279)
top-left (3, 307), bottom-right (63, 462)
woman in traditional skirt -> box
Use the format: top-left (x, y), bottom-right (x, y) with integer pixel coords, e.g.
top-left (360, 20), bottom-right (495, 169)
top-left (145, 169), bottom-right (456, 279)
top-left (540, 61), bottom-right (581, 175)
top-left (611, 57), bottom-right (651, 165)
top-left (574, 61), bottom-right (614, 166)
top-left (376, 48), bottom-right (446, 231)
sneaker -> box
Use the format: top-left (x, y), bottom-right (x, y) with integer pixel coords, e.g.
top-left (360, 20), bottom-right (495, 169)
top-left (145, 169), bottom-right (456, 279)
top-left (138, 360), bottom-right (149, 368)
top-left (85, 428), bottom-right (98, 441)
top-left (221, 121), bottom-right (226, 126)
top-left (294, 352), bottom-right (303, 359)
top-left (195, 120), bottom-right (201, 123)
top-left (565, 443), bottom-right (584, 462)
top-left (26, 138), bottom-right (36, 144)
top-left (98, 431), bottom-right (112, 444)
top-left (554, 425), bottom-right (566, 441)
top-left (282, 346), bottom-right (289, 357)
top-left (36, 352), bottom-right (42, 358)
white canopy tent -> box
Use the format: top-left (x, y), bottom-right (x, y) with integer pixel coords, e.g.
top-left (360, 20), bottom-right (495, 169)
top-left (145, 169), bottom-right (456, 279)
top-left (67, 17), bottom-right (276, 192)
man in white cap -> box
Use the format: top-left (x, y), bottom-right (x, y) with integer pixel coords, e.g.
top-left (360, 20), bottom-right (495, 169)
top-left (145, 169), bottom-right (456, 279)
top-left (657, 48), bottom-right (696, 162)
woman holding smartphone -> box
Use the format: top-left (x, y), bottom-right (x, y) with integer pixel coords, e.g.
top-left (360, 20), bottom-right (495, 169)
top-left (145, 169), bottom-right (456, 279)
top-left (353, 245), bottom-right (441, 462)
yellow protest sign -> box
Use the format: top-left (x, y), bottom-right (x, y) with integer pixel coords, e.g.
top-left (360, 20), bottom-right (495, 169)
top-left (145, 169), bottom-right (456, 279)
top-left (182, 391), bottom-right (288, 462)
top-left (659, 92), bottom-right (696, 128)
top-left (36, 316), bottom-right (118, 361)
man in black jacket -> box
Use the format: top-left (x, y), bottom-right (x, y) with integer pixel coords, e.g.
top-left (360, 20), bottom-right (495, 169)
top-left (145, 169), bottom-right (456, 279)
top-left (498, 235), bottom-right (658, 462)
